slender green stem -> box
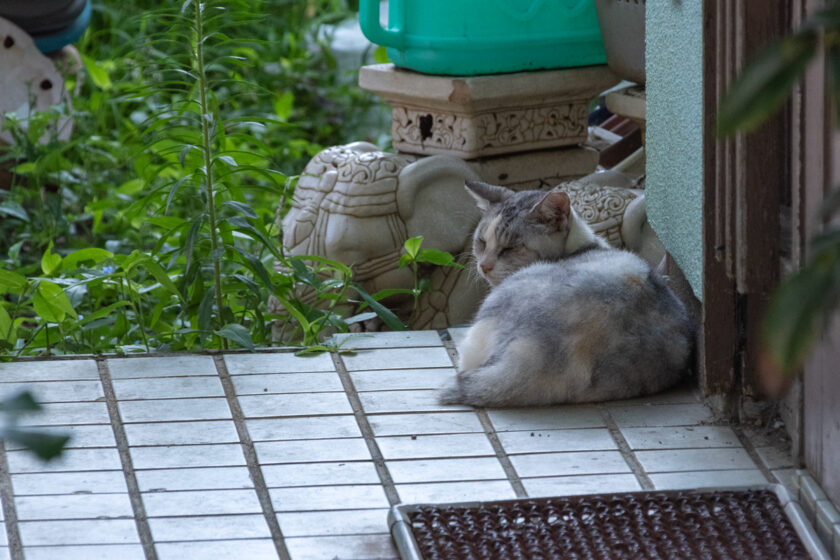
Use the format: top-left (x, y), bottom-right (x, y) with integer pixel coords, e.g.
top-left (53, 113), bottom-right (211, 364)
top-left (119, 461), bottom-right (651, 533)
top-left (194, 1), bottom-right (227, 349)
top-left (9, 285), bottom-right (29, 332)
top-left (17, 323), bottom-right (46, 358)
top-left (124, 275), bottom-right (150, 352)
top-left (409, 262), bottom-right (420, 325)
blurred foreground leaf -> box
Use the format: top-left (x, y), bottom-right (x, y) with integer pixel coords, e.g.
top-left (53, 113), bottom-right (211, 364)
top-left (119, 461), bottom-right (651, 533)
top-left (762, 228), bottom-right (840, 374)
top-left (0, 391), bottom-right (69, 461)
top-left (718, 31), bottom-right (818, 136)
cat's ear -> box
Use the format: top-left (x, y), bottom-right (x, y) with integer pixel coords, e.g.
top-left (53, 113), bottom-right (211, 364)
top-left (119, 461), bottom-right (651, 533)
top-left (464, 181), bottom-right (513, 212)
top-left (530, 190), bottom-right (571, 227)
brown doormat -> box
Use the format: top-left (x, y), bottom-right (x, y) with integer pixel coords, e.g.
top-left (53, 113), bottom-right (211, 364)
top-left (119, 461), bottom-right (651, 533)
top-left (389, 486), bottom-right (828, 560)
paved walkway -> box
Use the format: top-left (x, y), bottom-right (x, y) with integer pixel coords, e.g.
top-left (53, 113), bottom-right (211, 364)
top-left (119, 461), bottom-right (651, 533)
top-left (0, 329), bottom-right (795, 559)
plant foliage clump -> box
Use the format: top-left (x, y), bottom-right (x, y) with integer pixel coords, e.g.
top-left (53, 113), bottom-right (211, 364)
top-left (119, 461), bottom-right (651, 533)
top-left (0, 0), bottom-right (393, 356)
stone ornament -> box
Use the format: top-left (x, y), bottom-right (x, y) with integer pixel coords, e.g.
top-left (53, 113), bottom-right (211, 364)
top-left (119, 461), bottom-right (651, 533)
top-left (391, 102), bottom-right (589, 159)
top-left (565, 181), bottom-right (641, 248)
top-left (0, 17), bottom-right (73, 145)
top-left (274, 142), bottom-right (487, 332)
top-left (568, 171), bottom-right (664, 268)
top-left (359, 63), bottom-right (618, 159)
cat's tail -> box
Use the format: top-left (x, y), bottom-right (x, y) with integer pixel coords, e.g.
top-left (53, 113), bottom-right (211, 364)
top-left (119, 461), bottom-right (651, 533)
top-left (438, 379), bottom-right (464, 405)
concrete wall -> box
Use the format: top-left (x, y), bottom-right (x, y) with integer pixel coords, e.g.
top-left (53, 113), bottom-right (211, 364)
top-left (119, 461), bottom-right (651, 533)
top-left (645, 1), bottom-right (704, 299)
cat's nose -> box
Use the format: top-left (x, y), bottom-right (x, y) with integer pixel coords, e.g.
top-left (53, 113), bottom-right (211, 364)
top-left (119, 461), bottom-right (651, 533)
top-left (480, 262), bottom-right (493, 274)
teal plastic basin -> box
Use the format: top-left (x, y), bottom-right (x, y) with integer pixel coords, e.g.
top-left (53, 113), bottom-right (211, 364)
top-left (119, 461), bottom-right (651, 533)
top-left (359, 0), bottom-right (606, 76)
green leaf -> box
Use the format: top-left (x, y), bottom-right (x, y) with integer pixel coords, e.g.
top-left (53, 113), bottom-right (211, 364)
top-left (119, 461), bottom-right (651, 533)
top-left (41, 242), bottom-right (62, 276)
top-left (2, 428), bottom-right (69, 460)
top-left (78, 301), bottom-right (133, 326)
top-left (198, 287), bottom-right (215, 335)
top-left (183, 214), bottom-right (205, 273)
top-left (214, 323), bottom-right (255, 350)
top-left (81, 54), bottom-right (112, 90)
top-left (232, 273), bottom-right (261, 299)
top-left (416, 248), bottom-right (463, 268)
top-left (373, 45), bottom-right (390, 64)
top-left (404, 236), bottom-right (423, 260)
top-left (116, 178), bottom-right (145, 196)
top-left (0, 304), bottom-right (12, 341)
top-left (344, 311), bottom-right (377, 324)
top-left (216, 155), bottom-right (238, 167)
top-left (165, 176), bottom-right (190, 216)
top-left (0, 269), bottom-right (27, 293)
top-left (352, 283), bottom-right (405, 331)
top-left (223, 200), bottom-right (258, 219)
top-left (273, 91), bottom-right (294, 121)
top-left (224, 216), bottom-right (280, 258)
top-left (370, 288), bottom-right (415, 300)
top-left (62, 248), bottom-right (114, 270)
top-left (718, 31), bottom-right (818, 136)
top-left (145, 261), bottom-right (181, 297)
top-left (294, 345), bottom-right (330, 356)
top-left (298, 255), bottom-right (353, 278)
top-left (134, 257), bottom-right (181, 298)
top-left (33, 281), bottom-right (75, 323)
top-left (271, 293), bottom-right (312, 333)
top-left (398, 254), bottom-right (412, 270)
top-left (290, 258), bottom-right (322, 288)
top-left (12, 162), bottom-right (37, 175)
top-left (761, 245), bottom-right (840, 374)
top-left (0, 201), bottom-right (29, 222)
top-left (235, 249), bottom-right (274, 291)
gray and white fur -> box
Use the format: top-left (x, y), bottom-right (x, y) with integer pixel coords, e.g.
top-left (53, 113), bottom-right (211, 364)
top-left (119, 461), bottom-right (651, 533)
top-left (440, 181), bottom-right (693, 406)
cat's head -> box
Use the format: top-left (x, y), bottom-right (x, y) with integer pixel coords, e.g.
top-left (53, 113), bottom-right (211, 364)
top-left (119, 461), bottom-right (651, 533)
top-left (465, 180), bottom-right (575, 286)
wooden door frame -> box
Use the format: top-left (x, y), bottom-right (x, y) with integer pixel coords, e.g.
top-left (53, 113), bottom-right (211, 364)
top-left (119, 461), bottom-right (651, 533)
top-left (700, 0), bottom-right (792, 415)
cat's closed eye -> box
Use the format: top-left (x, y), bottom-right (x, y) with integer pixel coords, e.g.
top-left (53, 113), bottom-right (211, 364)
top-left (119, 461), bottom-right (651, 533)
top-left (475, 238), bottom-right (486, 250)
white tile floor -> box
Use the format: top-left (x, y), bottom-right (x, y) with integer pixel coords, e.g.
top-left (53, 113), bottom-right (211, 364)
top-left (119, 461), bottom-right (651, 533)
top-left (0, 328), bottom-right (796, 560)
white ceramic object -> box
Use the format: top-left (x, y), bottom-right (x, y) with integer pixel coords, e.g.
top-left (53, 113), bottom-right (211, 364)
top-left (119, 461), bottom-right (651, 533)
top-left (274, 142), bottom-right (487, 332)
top-left (0, 16), bottom-right (73, 145)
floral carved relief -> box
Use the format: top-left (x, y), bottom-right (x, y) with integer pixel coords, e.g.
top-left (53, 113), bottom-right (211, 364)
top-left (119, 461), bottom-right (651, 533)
top-left (563, 182), bottom-right (641, 248)
top-left (390, 102), bottom-right (590, 158)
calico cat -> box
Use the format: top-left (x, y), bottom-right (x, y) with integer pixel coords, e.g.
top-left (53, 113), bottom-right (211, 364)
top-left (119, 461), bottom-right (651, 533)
top-left (439, 180), bottom-right (693, 407)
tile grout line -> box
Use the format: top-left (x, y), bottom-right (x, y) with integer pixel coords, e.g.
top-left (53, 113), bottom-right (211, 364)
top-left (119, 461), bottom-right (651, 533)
top-left (729, 425), bottom-right (774, 483)
top-left (597, 405), bottom-right (654, 490)
top-left (212, 355), bottom-right (292, 560)
top-left (439, 331), bottom-right (528, 499)
top-left (0, 441), bottom-right (23, 560)
top-left (475, 411), bottom-right (529, 498)
top-left (96, 359), bottom-right (158, 560)
top-left (330, 353), bottom-right (401, 506)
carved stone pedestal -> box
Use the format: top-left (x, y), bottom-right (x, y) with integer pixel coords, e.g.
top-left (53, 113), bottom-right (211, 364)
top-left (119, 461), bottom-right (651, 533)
top-left (360, 63), bottom-right (618, 159)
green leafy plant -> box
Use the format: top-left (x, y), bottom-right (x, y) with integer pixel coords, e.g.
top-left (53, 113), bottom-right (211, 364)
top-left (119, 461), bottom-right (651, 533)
top-left (0, 0), bottom-right (393, 355)
top-left (398, 235), bottom-right (464, 322)
top-left (718, 3), bottom-right (840, 377)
